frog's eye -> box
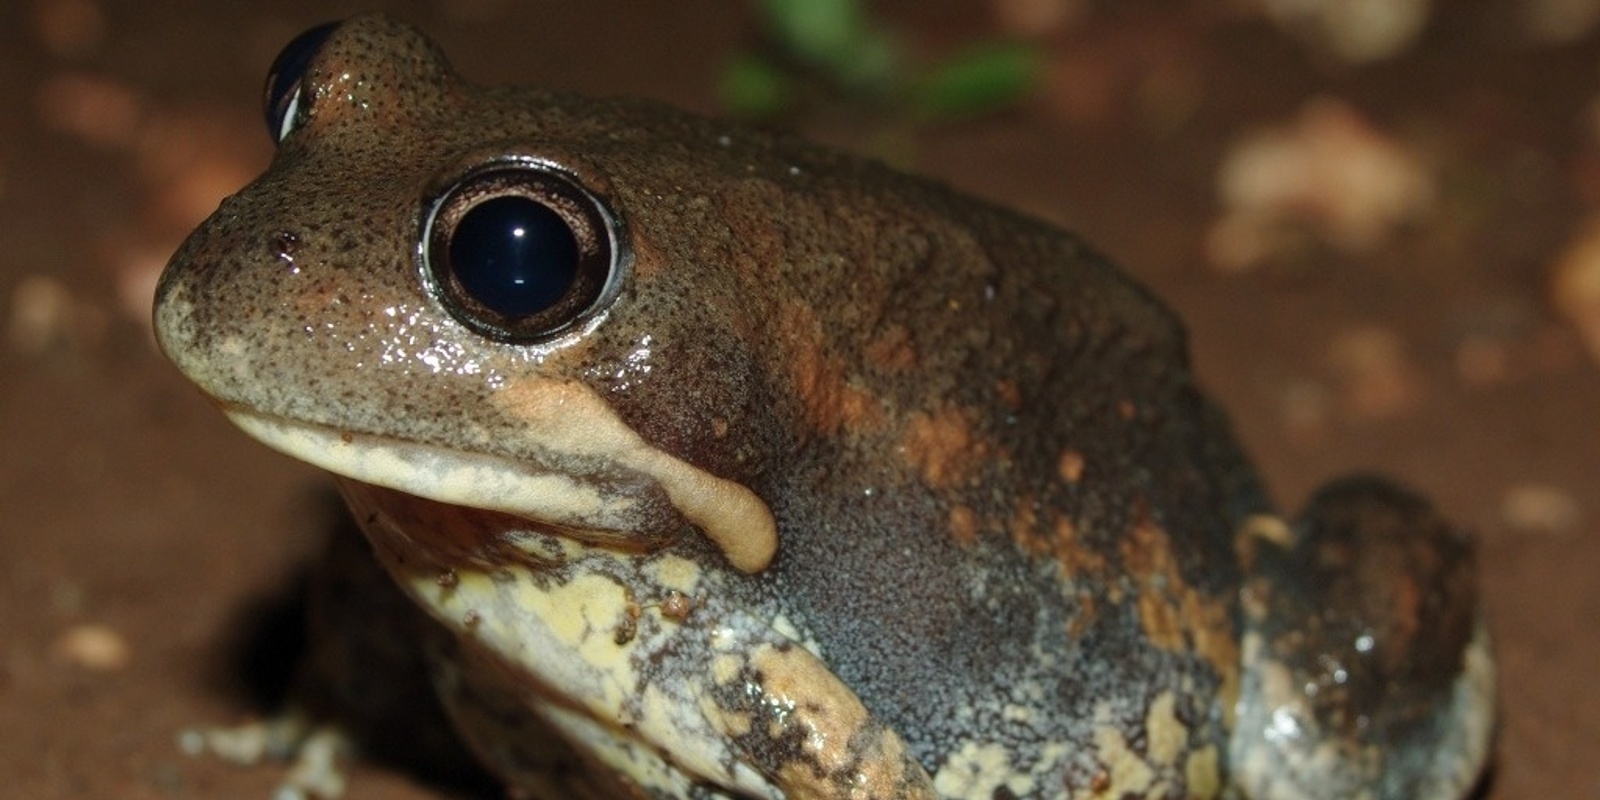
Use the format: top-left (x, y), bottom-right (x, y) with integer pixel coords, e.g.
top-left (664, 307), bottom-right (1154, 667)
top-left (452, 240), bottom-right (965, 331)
top-left (263, 21), bottom-right (340, 143)
top-left (424, 165), bottom-right (621, 343)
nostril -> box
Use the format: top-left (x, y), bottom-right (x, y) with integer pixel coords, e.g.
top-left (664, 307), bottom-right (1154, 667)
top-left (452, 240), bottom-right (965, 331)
top-left (270, 231), bottom-right (301, 269)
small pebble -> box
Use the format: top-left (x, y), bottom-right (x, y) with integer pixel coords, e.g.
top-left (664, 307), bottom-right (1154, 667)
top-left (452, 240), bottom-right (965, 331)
top-left (52, 623), bottom-right (131, 671)
top-left (1206, 98), bottom-right (1433, 272)
top-left (6, 274), bottom-right (107, 354)
top-left (1500, 483), bottom-right (1583, 535)
top-left (1254, 0), bottom-right (1431, 63)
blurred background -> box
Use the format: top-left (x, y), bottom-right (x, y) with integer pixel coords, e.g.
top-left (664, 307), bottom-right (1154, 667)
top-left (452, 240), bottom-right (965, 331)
top-left (2, 0), bottom-right (1596, 797)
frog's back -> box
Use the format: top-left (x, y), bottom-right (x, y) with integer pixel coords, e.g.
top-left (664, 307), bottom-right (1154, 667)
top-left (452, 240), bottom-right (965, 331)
top-left (513, 94), bottom-right (1272, 795)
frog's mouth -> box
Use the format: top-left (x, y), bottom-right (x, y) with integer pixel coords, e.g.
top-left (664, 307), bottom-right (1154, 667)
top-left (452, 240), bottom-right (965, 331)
top-left (219, 401), bottom-right (777, 573)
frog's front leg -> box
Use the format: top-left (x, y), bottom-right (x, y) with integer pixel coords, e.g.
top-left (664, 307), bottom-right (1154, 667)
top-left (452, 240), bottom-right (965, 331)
top-left (699, 636), bottom-right (937, 800)
top-left (353, 488), bottom-right (936, 799)
top-left (1230, 477), bottom-right (1494, 799)
top-left (482, 628), bottom-right (938, 800)
top-left (429, 574), bottom-right (935, 799)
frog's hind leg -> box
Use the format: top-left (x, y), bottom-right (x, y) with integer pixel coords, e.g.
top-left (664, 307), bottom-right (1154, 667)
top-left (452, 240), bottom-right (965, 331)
top-left (1229, 476), bottom-right (1494, 800)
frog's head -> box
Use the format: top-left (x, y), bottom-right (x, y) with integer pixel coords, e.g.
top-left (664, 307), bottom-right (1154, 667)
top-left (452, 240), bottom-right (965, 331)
top-left (154, 14), bottom-right (796, 573)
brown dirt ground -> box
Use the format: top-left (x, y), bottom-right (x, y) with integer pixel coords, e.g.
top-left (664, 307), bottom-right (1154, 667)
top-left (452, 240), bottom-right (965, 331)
top-left (2, 1), bottom-right (1596, 798)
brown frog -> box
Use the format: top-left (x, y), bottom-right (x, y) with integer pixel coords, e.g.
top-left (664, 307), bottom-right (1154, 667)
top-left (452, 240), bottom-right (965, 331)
top-left (154, 14), bottom-right (1493, 799)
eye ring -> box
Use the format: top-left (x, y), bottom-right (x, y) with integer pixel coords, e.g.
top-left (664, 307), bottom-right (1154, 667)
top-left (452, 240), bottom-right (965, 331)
top-left (422, 161), bottom-right (625, 344)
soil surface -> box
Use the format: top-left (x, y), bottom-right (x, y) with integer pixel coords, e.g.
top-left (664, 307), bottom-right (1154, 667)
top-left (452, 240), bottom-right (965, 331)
top-left (2, 1), bottom-right (1596, 798)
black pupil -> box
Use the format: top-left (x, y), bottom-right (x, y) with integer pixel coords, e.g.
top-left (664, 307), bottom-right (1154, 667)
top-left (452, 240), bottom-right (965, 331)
top-left (449, 196), bottom-right (580, 319)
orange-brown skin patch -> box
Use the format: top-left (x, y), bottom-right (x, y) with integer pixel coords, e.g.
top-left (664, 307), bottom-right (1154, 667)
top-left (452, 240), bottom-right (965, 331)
top-left (1122, 518), bottom-right (1241, 714)
top-left (949, 504), bottom-right (980, 547)
top-left (838, 386), bottom-right (881, 432)
top-left (864, 323), bottom-right (918, 372)
top-left (1009, 495), bottom-right (1046, 556)
top-left (1058, 449), bottom-right (1086, 484)
top-left (779, 300), bottom-right (881, 435)
top-left (900, 404), bottom-right (988, 489)
top-left (1049, 515), bottom-right (1109, 583)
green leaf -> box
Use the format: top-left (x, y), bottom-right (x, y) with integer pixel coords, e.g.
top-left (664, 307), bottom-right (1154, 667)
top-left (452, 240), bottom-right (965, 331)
top-left (719, 55), bottom-right (793, 119)
top-left (912, 42), bottom-right (1042, 123)
top-left (759, 0), bottom-right (867, 65)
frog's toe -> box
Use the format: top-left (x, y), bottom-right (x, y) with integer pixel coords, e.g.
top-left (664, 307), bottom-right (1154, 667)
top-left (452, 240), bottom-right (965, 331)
top-left (1230, 476), bottom-right (1494, 800)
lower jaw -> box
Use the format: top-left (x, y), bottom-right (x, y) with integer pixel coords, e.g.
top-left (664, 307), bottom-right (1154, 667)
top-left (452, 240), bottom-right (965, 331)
top-left (333, 477), bottom-right (583, 573)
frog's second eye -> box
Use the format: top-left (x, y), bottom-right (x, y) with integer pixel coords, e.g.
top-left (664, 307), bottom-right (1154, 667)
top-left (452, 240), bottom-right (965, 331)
top-left (264, 21), bottom-right (340, 143)
top-left (424, 166), bottom-right (620, 343)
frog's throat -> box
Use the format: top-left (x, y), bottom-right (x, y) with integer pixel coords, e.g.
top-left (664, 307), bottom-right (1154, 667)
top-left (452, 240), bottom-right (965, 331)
top-left (220, 406), bottom-right (777, 573)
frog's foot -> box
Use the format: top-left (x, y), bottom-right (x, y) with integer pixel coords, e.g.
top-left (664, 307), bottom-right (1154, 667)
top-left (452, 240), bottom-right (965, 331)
top-left (1230, 477), bottom-right (1494, 800)
top-left (178, 709), bottom-right (353, 800)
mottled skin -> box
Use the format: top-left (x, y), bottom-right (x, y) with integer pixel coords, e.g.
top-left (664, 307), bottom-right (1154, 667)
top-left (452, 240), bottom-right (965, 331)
top-left (154, 15), bottom-right (1493, 800)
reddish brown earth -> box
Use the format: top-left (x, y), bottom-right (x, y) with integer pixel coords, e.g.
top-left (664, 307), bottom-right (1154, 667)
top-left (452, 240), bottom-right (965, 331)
top-left (2, 1), bottom-right (1596, 798)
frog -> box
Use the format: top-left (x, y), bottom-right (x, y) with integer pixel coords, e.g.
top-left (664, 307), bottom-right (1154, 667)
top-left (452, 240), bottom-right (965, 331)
top-left (153, 14), bottom-right (1494, 800)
